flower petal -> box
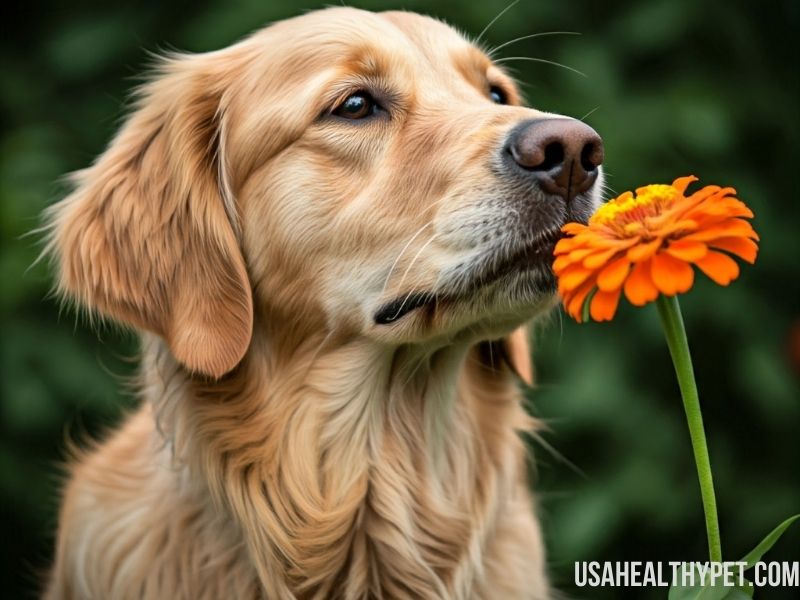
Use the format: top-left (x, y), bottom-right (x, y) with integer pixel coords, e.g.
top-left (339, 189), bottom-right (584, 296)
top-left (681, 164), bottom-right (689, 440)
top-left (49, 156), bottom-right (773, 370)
top-left (651, 251), bottom-right (695, 295)
top-left (623, 259), bottom-right (659, 306)
top-left (694, 250), bottom-right (740, 285)
top-left (565, 280), bottom-right (596, 322)
top-left (558, 265), bottom-right (593, 292)
top-left (685, 185), bottom-right (722, 204)
top-left (583, 248), bottom-right (623, 269)
top-left (554, 235), bottom-right (589, 255)
top-left (650, 218), bottom-right (698, 237)
top-left (684, 218), bottom-right (759, 242)
top-left (553, 247), bottom-right (596, 273)
top-left (671, 175), bottom-right (698, 194)
top-left (555, 174), bottom-right (756, 323)
top-left (561, 222), bottom-right (587, 234)
top-left (627, 238), bottom-right (662, 262)
top-left (552, 254), bottom-right (572, 272)
top-left (708, 237), bottom-right (759, 264)
top-left (590, 288), bottom-right (622, 322)
top-left (687, 197), bottom-right (752, 219)
top-left (665, 239), bottom-right (708, 261)
top-left (597, 256), bottom-right (631, 292)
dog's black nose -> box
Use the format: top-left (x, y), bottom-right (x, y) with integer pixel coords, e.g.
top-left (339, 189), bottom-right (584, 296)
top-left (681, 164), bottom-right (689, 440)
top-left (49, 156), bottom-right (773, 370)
top-left (505, 118), bottom-right (604, 202)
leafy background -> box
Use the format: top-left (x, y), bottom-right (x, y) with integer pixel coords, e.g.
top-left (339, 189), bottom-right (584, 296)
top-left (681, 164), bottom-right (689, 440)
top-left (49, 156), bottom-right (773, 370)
top-left (1, 0), bottom-right (798, 598)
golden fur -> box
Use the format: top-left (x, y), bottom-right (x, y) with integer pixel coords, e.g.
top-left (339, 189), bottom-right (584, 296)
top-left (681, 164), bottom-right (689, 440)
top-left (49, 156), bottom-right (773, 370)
top-left (44, 8), bottom-right (601, 599)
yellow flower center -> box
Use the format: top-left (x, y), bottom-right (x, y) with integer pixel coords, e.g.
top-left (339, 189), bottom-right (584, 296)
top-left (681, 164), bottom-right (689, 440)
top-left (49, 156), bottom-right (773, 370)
top-left (591, 184), bottom-right (681, 227)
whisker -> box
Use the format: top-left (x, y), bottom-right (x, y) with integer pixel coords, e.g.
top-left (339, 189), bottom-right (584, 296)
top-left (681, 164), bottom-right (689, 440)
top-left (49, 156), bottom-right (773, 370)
top-left (382, 221), bottom-right (433, 293)
top-left (528, 427), bottom-right (589, 480)
top-left (394, 233), bottom-right (438, 293)
top-left (387, 234), bottom-right (440, 320)
top-left (476, 0), bottom-right (519, 45)
top-left (600, 189), bottom-right (618, 201)
top-left (493, 56), bottom-right (587, 78)
top-left (379, 192), bottom-right (455, 292)
top-left (488, 31), bottom-right (580, 58)
top-left (579, 105), bottom-right (600, 122)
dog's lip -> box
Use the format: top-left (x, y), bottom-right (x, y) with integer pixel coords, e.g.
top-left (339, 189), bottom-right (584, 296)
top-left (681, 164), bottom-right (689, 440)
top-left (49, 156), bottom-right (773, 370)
top-left (373, 229), bottom-right (564, 325)
top-left (373, 291), bottom-right (436, 325)
top-left (470, 228), bottom-right (564, 286)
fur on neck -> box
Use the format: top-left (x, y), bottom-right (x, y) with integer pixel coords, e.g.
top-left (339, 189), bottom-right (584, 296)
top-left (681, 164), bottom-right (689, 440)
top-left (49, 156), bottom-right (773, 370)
top-left (142, 321), bottom-right (536, 599)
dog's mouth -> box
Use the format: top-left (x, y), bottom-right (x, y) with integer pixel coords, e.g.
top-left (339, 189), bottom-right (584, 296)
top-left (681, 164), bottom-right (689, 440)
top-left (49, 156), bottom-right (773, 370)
top-left (374, 291), bottom-right (436, 325)
top-left (374, 229), bottom-right (563, 325)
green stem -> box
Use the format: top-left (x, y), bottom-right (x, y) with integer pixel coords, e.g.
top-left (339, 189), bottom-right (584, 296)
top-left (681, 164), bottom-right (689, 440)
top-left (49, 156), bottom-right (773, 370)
top-left (656, 295), bottom-right (722, 563)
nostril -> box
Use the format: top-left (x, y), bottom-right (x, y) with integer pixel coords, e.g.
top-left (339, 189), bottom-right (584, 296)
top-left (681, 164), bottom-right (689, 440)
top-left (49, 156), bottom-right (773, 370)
top-left (505, 119), bottom-right (603, 186)
top-left (580, 139), bottom-right (604, 172)
top-left (580, 143), bottom-right (597, 172)
top-left (539, 142), bottom-right (564, 171)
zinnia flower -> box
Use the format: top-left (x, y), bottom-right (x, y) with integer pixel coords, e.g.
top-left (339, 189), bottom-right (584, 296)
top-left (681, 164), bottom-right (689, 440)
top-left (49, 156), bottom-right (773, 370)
top-left (553, 176), bottom-right (759, 322)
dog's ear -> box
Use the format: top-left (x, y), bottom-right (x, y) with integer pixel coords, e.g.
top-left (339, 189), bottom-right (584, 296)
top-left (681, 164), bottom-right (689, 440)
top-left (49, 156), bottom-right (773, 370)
top-left (503, 326), bottom-right (533, 385)
top-left (46, 54), bottom-right (252, 378)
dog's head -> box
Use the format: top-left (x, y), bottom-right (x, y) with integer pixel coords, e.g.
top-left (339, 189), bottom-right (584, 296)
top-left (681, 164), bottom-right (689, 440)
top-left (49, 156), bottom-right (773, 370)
top-left (46, 8), bottom-right (603, 378)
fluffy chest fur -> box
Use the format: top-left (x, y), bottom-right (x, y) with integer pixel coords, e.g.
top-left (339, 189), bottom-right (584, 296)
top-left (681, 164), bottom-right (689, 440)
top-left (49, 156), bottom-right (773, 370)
top-left (48, 334), bottom-right (547, 600)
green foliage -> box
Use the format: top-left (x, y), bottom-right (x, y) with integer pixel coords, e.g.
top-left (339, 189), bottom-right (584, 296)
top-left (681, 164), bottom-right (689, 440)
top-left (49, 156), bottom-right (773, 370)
top-left (1, 1), bottom-right (798, 598)
top-left (667, 516), bottom-right (798, 598)
top-left (740, 515), bottom-right (800, 570)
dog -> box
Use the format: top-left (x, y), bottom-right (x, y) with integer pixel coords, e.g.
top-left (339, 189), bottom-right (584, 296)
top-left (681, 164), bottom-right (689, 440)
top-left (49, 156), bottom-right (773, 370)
top-left (43, 7), bottom-right (603, 599)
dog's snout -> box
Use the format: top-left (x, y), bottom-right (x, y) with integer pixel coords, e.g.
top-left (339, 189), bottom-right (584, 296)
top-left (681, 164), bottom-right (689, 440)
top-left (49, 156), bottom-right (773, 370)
top-left (504, 118), bottom-right (604, 201)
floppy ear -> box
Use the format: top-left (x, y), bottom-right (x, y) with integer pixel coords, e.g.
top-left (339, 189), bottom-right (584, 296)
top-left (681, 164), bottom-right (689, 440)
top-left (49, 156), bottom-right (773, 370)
top-left (503, 326), bottom-right (533, 385)
top-left (46, 54), bottom-right (253, 378)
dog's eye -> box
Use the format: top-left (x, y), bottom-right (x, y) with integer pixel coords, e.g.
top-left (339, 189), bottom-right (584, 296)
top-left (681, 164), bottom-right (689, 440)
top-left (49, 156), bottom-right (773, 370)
top-left (333, 92), bottom-right (377, 119)
top-left (489, 86), bottom-right (508, 105)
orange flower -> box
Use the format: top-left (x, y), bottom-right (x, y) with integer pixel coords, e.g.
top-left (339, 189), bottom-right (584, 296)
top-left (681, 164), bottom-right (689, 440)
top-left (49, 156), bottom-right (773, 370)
top-left (553, 176), bottom-right (759, 322)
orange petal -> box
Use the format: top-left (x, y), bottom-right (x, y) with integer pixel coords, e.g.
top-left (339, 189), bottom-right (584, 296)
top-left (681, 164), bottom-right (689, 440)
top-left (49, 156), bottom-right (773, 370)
top-left (553, 247), bottom-right (596, 273)
top-left (667, 195), bottom-right (702, 219)
top-left (723, 199), bottom-right (753, 219)
top-left (694, 250), bottom-right (740, 285)
top-left (583, 247), bottom-right (624, 269)
top-left (709, 186), bottom-right (737, 200)
top-left (561, 222), bottom-right (587, 234)
top-left (623, 259), bottom-right (659, 306)
top-left (586, 235), bottom-right (641, 253)
top-left (553, 239), bottom-right (572, 256)
top-left (554, 235), bottom-right (589, 255)
top-left (558, 265), bottom-right (593, 293)
top-left (708, 237), bottom-right (759, 264)
top-left (590, 288), bottom-right (622, 322)
top-left (651, 251), bottom-right (695, 295)
top-left (597, 256), bottom-right (631, 292)
top-left (652, 219), bottom-right (698, 237)
top-left (552, 255), bottom-right (572, 272)
top-left (665, 239), bottom-right (708, 261)
top-left (684, 218), bottom-right (759, 242)
top-left (627, 238), bottom-right (662, 262)
top-left (685, 185), bottom-right (722, 204)
top-left (687, 197), bottom-right (752, 219)
top-left (672, 175), bottom-right (698, 194)
top-left (565, 280), bottom-right (596, 322)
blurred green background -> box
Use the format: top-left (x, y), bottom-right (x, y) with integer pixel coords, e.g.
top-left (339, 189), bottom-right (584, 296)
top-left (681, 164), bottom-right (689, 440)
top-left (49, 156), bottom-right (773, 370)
top-left (1, 0), bottom-right (798, 598)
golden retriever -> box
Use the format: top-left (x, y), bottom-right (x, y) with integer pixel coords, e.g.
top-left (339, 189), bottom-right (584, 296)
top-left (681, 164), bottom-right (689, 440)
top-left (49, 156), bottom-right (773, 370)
top-left (43, 7), bottom-right (603, 599)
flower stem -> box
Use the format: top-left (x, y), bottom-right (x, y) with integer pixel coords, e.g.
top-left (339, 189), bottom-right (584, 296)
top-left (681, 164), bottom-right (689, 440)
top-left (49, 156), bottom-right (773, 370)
top-left (656, 295), bottom-right (722, 563)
